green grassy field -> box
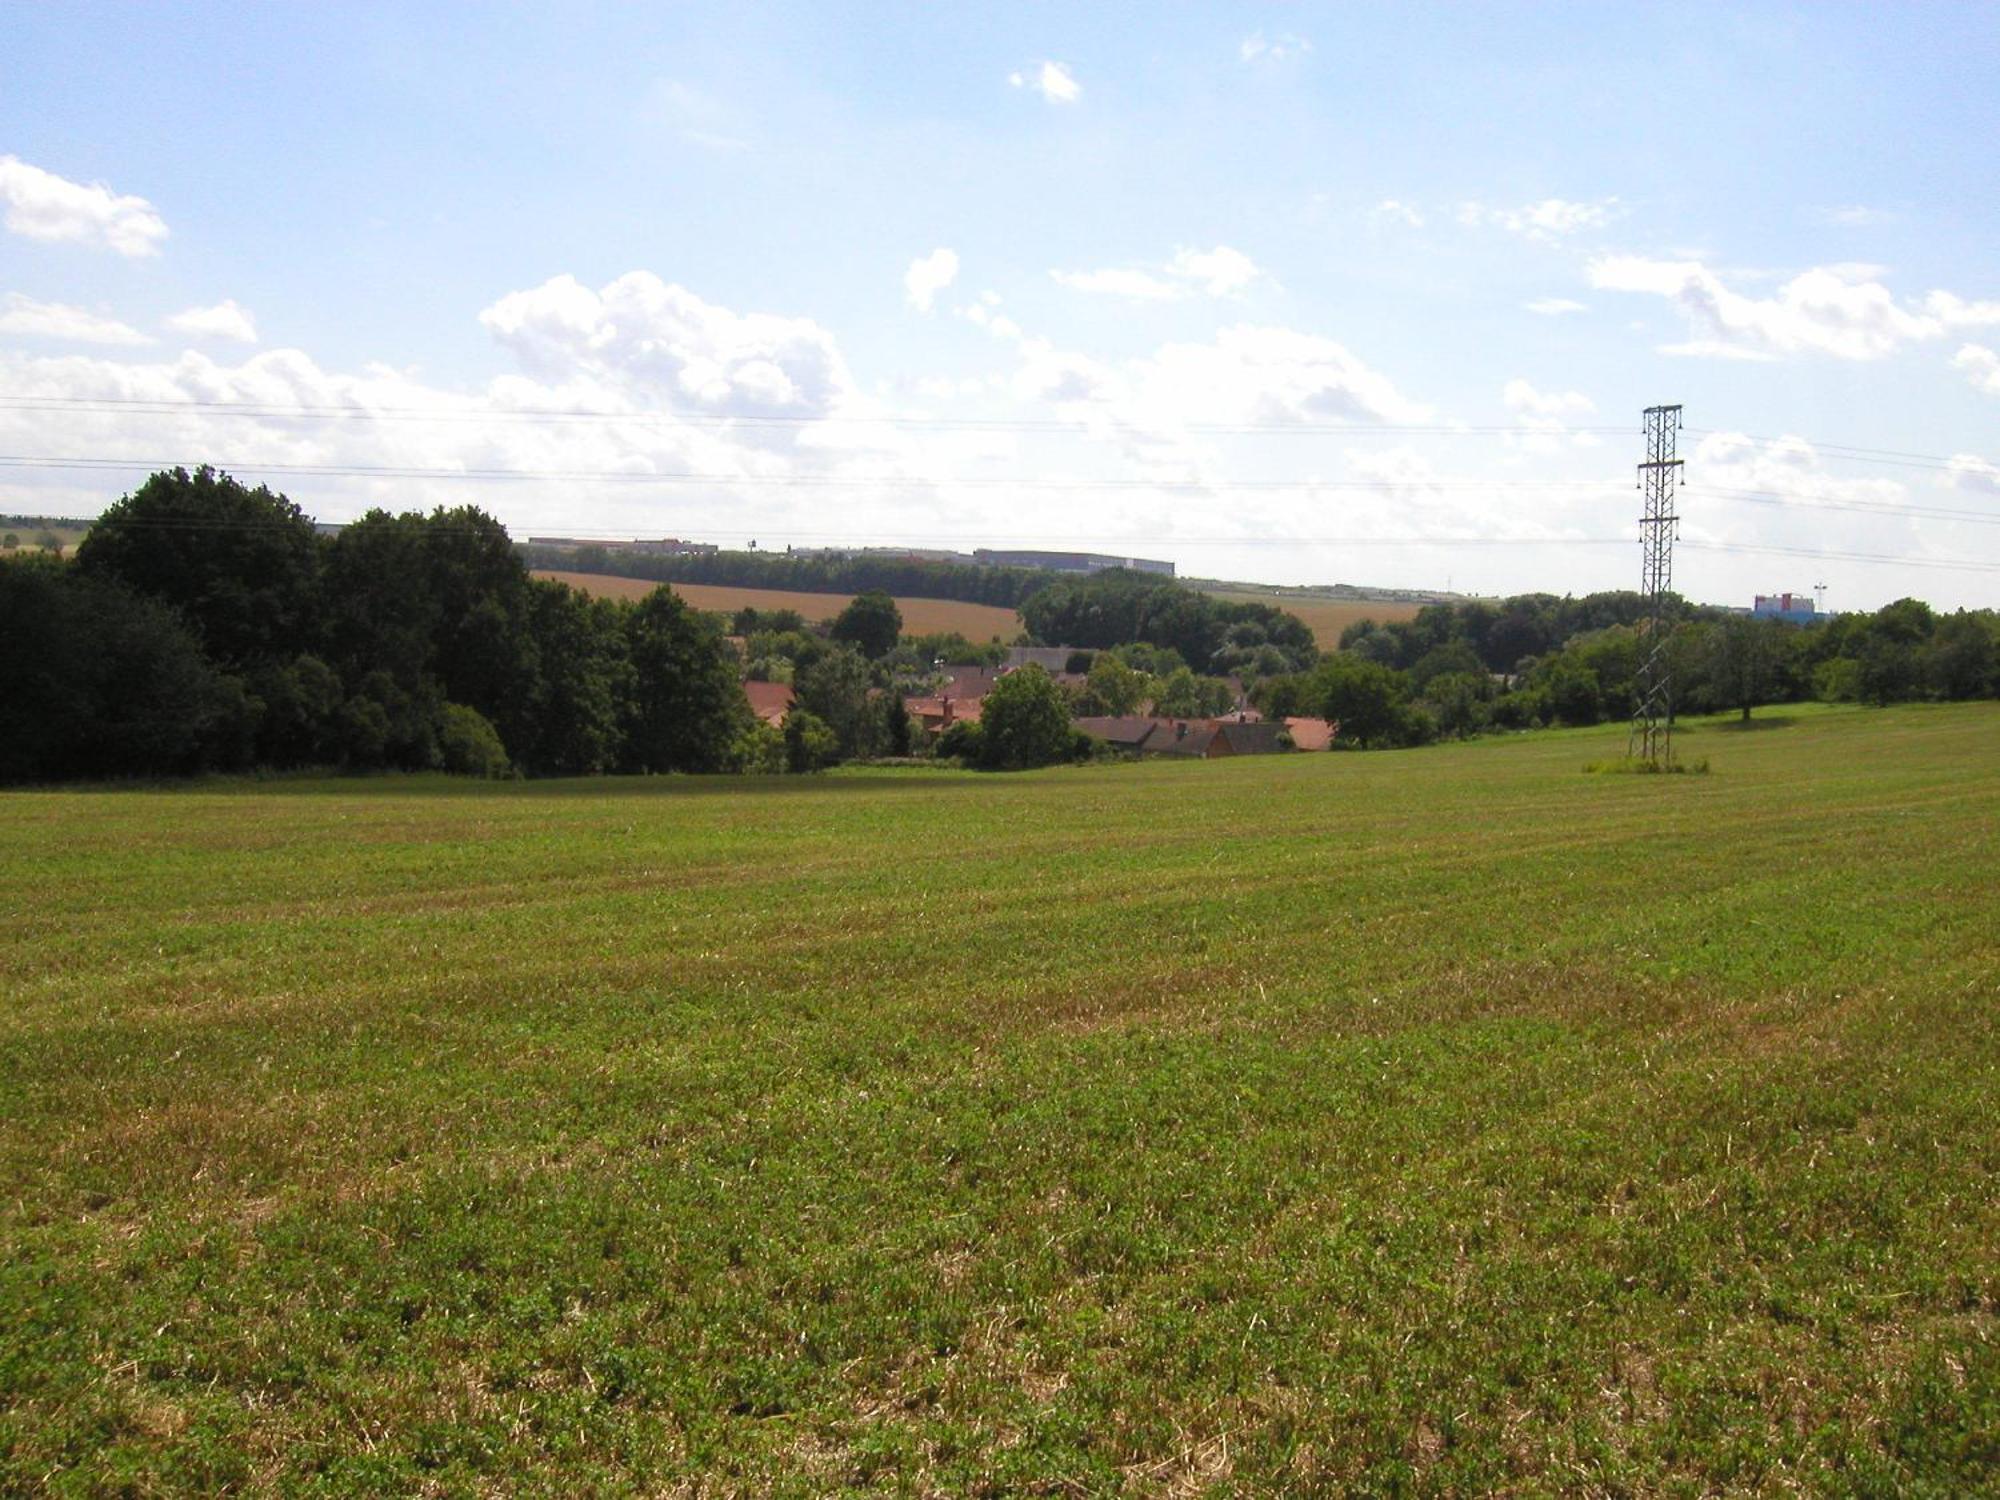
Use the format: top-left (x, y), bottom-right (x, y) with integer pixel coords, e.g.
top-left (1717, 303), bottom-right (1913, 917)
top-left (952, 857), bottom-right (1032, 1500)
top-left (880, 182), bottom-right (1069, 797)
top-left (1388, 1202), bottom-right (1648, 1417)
top-left (4, 704), bottom-right (1997, 1494)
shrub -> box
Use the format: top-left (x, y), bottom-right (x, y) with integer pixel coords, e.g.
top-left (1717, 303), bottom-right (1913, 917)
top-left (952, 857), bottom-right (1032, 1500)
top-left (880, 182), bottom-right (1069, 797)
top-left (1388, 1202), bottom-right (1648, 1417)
top-left (438, 703), bottom-right (511, 778)
top-left (783, 709), bottom-right (839, 773)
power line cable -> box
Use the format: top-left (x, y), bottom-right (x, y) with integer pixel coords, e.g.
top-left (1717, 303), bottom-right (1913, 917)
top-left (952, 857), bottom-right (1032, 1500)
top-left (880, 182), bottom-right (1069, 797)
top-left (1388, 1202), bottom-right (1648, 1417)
top-left (0, 454), bottom-right (1620, 490)
top-left (0, 393), bottom-right (1637, 438)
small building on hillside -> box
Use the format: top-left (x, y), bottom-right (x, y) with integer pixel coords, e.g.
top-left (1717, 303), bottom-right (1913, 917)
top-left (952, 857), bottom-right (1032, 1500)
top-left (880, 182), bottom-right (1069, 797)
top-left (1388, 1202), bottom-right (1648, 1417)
top-left (904, 695), bottom-right (984, 733)
top-left (940, 664), bottom-right (1005, 700)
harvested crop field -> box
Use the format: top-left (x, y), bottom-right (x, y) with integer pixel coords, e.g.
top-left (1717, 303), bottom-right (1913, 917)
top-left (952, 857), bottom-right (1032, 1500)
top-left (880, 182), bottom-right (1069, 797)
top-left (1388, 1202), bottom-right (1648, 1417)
top-left (1197, 588), bottom-right (1425, 649)
top-left (536, 570), bottom-right (1023, 641)
top-left (3, 703), bottom-right (1996, 1492)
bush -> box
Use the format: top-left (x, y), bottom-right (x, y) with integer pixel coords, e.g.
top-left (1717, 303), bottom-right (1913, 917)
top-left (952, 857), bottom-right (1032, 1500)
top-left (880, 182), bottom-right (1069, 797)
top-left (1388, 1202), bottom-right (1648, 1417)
top-left (782, 709), bottom-right (839, 772)
top-left (733, 720), bottom-right (788, 774)
top-left (1815, 657), bottom-right (1863, 703)
top-left (1488, 688), bottom-right (1547, 730)
top-left (936, 719), bottom-right (983, 762)
top-left (439, 703), bottom-right (511, 778)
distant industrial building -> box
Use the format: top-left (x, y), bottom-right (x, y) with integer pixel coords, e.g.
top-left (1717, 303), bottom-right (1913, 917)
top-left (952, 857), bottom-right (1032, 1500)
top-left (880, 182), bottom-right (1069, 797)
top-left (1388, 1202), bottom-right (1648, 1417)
top-left (1753, 592), bottom-right (1817, 624)
top-left (972, 549), bottom-right (1175, 578)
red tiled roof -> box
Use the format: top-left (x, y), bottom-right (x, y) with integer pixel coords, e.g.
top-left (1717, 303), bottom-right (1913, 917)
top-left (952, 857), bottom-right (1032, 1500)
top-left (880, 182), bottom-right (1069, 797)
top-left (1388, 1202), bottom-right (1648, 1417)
top-left (742, 680), bottom-right (796, 726)
top-left (905, 695), bottom-right (983, 726)
top-left (1283, 716), bottom-right (1338, 750)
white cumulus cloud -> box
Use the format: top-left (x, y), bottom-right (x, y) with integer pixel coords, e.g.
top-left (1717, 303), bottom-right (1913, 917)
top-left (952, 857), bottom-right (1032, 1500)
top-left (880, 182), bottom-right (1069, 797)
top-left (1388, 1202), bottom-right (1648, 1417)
top-left (1926, 291), bottom-right (2000, 329)
top-left (1524, 297), bottom-right (1587, 316)
top-left (1371, 200), bottom-right (1425, 229)
top-left (1128, 325), bottom-right (1431, 430)
top-left (1052, 245), bottom-right (1266, 302)
top-left (1240, 31), bottom-right (1311, 63)
top-left (903, 249), bottom-right (958, 314)
top-left (167, 299), bottom-right (259, 344)
top-left (1460, 197), bottom-right (1618, 243)
top-left (1818, 205), bottom-right (1892, 227)
top-left (0, 155), bottom-right (169, 258)
top-left (1009, 61), bottom-right (1080, 104)
top-left (1953, 343), bottom-right (2000, 395)
top-left (1502, 377), bottom-right (1596, 452)
top-left (1166, 246), bottom-right (1262, 297)
top-left (479, 271), bottom-right (858, 417)
top-left (1050, 266), bottom-right (1181, 301)
top-left (1503, 378), bottom-right (1595, 421)
top-left (0, 292), bottom-right (151, 345)
top-left (1589, 257), bottom-right (1951, 361)
top-left (1942, 454), bottom-right (2000, 497)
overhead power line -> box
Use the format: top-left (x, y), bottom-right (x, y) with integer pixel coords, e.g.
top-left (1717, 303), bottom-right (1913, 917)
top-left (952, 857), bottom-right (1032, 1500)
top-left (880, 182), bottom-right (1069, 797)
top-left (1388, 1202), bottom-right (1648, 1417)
top-left (0, 454), bottom-right (1620, 491)
top-left (3, 395), bottom-right (1992, 469)
top-left (1684, 484), bottom-right (2000, 526)
top-left (0, 393), bottom-right (1638, 438)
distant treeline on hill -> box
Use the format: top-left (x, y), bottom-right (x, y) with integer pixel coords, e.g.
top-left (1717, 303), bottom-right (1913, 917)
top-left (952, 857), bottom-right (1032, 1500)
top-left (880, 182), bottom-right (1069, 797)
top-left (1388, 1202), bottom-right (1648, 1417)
top-left (1, 514), bottom-right (95, 531)
top-left (518, 542), bottom-right (1048, 609)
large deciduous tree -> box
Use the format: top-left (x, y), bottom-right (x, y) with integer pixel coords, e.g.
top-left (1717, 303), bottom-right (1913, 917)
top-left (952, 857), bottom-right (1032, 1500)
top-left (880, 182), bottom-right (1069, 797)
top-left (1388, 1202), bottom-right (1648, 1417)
top-left (829, 589), bottom-right (903, 659)
top-left (621, 588), bottom-right (750, 773)
top-left (976, 665), bottom-right (1077, 770)
top-left (1308, 654), bottom-right (1412, 747)
top-left (75, 465), bottom-right (322, 668)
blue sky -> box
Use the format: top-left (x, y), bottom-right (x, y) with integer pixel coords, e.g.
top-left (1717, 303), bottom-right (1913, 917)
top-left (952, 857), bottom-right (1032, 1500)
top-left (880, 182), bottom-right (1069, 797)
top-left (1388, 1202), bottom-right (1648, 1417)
top-left (3, 1), bottom-right (1996, 608)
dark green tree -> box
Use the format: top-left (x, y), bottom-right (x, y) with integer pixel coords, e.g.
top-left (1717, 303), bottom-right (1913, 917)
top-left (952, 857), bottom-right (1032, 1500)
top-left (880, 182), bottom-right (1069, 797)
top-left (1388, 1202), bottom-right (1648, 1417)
top-left (829, 589), bottom-right (903, 659)
top-left (975, 665), bottom-right (1076, 770)
top-left (518, 580), bottom-right (632, 775)
top-left (1858, 598), bottom-right (1936, 704)
top-left (1540, 658), bottom-right (1604, 726)
top-left (246, 654), bottom-right (345, 766)
top-left (782, 708), bottom-right (839, 772)
top-left (1924, 611), bottom-right (1995, 700)
top-left (1422, 671), bottom-right (1494, 739)
top-left (794, 645), bottom-right (880, 760)
top-left (1706, 616), bottom-right (1782, 722)
top-left (882, 686), bottom-right (914, 756)
top-left (1082, 653), bottom-right (1147, 715)
top-left (75, 466), bottom-right (322, 668)
top-left (1307, 654), bottom-right (1411, 747)
top-left (0, 555), bottom-right (243, 781)
top-left (621, 588), bottom-right (750, 773)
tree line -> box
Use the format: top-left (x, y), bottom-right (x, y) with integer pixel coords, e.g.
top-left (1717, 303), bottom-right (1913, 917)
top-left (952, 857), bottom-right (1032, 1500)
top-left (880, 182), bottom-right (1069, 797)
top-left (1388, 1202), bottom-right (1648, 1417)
top-left (1, 469), bottom-right (751, 783)
top-left (1251, 590), bottom-right (2000, 747)
top-left (1017, 568), bottom-right (1319, 683)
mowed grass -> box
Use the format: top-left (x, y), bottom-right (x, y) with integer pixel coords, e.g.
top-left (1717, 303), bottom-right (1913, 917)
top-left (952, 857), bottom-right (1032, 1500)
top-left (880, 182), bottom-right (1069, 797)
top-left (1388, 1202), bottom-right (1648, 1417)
top-left (3, 704), bottom-right (1997, 1494)
top-left (535, 571), bottom-right (1023, 642)
top-left (1194, 589), bottom-right (1422, 650)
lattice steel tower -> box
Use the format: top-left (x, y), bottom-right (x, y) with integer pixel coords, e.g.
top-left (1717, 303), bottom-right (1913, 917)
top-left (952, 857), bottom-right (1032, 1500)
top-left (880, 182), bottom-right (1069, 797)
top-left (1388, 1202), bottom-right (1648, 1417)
top-left (1629, 404), bottom-right (1684, 763)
